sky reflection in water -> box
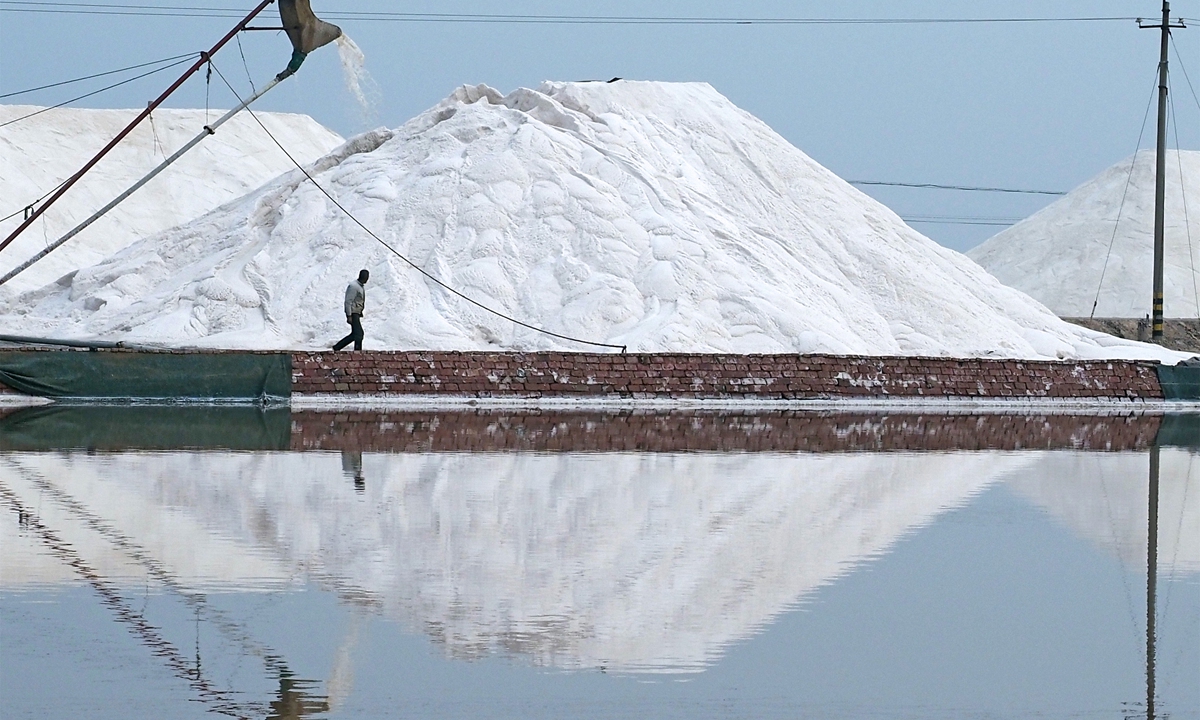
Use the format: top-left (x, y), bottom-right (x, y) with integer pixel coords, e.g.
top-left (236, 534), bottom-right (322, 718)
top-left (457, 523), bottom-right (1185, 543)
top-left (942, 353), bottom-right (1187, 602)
top-left (0, 409), bottom-right (1197, 719)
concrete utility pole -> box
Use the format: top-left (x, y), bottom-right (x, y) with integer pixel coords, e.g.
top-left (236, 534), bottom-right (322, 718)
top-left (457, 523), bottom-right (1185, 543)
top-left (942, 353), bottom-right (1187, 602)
top-left (1140, 2), bottom-right (1186, 341)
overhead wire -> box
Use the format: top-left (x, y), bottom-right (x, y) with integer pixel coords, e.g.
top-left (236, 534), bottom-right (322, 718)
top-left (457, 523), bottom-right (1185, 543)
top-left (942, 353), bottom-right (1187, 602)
top-left (849, 180), bottom-right (1065, 195)
top-left (0, 52), bottom-right (195, 99)
top-left (0, 54), bottom-right (196, 129)
top-left (1091, 70), bottom-right (1160, 319)
top-left (208, 61), bottom-right (628, 354)
top-left (0, 3), bottom-right (1143, 25)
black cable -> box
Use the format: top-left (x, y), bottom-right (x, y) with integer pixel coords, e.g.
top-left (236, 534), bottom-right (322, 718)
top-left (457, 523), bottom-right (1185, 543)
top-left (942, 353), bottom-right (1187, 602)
top-left (902, 217), bottom-right (1020, 227)
top-left (0, 54), bottom-right (196, 129)
top-left (1167, 76), bottom-right (1200, 319)
top-left (0, 3), bottom-right (1140, 25)
top-left (1170, 34), bottom-right (1200, 117)
top-left (209, 62), bottom-right (627, 354)
top-left (0, 52), bottom-right (194, 99)
top-left (850, 180), bottom-right (1065, 195)
top-left (0, 179), bottom-right (67, 224)
top-left (1092, 70), bottom-right (1160, 319)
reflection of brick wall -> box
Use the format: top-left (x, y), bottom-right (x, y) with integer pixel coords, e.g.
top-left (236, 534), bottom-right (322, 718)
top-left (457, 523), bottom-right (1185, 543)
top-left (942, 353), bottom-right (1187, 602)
top-left (290, 410), bottom-right (1163, 453)
top-left (292, 352), bottom-right (1165, 400)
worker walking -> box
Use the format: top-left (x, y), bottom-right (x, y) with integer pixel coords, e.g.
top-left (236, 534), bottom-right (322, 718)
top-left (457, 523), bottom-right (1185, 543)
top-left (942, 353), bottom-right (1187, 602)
top-left (333, 269), bottom-right (369, 351)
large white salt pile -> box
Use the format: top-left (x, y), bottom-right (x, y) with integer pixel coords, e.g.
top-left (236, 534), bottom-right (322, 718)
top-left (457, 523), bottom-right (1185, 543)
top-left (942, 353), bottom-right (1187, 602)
top-left (2, 83), bottom-right (1190, 362)
top-left (0, 105), bottom-right (343, 294)
top-left (969, 150), bottom-right (1200, 318)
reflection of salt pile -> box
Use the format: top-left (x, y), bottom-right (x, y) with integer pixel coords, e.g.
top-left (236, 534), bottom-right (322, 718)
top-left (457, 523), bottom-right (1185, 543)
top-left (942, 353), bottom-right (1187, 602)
top-left (2, 82), bottom-right (1187, 361)
top-left (1008, 449), bottom-right (1200, 576)
top-left (970, 151), bottom-right (1200, 318)
top-left (1, 451), bottom-right (1027, 672)
top-left (0, 106), bottom-right (343, 295)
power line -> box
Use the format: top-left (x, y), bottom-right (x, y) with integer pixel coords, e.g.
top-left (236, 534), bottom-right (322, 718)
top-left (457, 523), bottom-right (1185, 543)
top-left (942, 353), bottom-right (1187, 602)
top-left (0, 54), bottom-right (196, 129)
top-left (0, 52), bottom-right (194, 99)
top-left (209, 61), bottom-right (628, 354)
top-left (902, 215), bottom-right (1023, 227)
top-left (849, 180), bottom-right (1066, 196)
top-left (0, 3), bottom-right (1142, 25)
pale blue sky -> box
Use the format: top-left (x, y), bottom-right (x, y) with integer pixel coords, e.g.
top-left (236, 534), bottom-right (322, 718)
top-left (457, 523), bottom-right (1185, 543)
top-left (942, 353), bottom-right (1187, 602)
top-left (2, 0), bottom-right (1198, 251)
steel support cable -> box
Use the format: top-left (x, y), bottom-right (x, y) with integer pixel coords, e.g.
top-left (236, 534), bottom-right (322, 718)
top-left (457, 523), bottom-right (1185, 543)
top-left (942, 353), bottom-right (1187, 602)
top-left (1170, 35), bottom-right (1200, 115)
top-left (1092, 71), bottom-right (1160, 319)
top-left (1169, 37), bottom-right (1200, 318)
top-left (1168, 79), bottom-right (1200, 319)
top-left (0, 52), bottom-right (196, 99)
top-left (0, 54), bottom-right (197, 129)
top-left (210, 63), bottom-right (628, 354)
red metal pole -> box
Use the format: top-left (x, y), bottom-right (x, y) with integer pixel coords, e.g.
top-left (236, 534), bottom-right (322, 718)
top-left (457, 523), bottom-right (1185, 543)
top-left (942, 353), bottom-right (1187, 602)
top-left (0, 0), bottom-right (276, 255)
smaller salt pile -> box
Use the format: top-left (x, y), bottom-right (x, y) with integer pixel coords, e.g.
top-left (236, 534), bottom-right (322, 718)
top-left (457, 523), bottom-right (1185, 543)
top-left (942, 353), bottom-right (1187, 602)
top-left (1, 82), bottom-right (1190, 363)
top-left (0, 106), bottom-right (343, 295)
top-left (970, 150), bottom-right (1200, 318)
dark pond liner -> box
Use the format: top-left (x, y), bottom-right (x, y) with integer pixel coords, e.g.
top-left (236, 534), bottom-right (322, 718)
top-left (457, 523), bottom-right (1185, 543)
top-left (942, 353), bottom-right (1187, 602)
top-left (0, 349), bottom-right (290, 401)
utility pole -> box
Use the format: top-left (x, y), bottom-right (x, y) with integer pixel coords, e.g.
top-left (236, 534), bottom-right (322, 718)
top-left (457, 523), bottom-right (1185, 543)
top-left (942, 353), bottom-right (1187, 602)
top-left (1140, 3), bottom-right (1187, 342)
top-left (1146, 444), bottom-right (1160, 720)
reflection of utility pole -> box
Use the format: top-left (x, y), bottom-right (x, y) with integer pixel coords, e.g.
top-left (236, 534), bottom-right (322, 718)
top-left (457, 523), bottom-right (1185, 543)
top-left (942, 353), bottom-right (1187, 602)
top-left (1139, 2), bottom-right (1187, 341)
top-left (1146, 445), bottom-right (1160, 720)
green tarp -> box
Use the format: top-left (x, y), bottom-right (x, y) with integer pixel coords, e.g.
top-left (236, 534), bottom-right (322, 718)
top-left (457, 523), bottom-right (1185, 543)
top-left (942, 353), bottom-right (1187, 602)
top-left (0, 350), bottom-right (290, 400)
top-left (1157, 362), bottom-right (1200, 401)
top-left (0, 405), bottom-right (292, 451)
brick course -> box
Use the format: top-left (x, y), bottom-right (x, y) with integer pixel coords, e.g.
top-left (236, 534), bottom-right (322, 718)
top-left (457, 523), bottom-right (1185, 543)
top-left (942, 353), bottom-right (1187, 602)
top-left (292, 352), bottom-right (1166, 401)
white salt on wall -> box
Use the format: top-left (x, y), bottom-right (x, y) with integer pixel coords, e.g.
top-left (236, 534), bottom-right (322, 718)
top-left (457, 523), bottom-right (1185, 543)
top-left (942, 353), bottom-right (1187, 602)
top-left (3, 82), bottom-right (1192, 362)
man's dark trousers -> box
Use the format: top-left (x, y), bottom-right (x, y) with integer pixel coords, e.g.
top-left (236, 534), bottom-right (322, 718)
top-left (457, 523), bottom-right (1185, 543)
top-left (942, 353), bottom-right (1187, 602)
top-left (334, 314), bottom-right (364, 351)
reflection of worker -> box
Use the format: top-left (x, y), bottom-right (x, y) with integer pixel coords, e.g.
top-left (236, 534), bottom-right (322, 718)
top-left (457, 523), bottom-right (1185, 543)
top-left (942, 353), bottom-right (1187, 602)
top-left (341, 450), bottom-right (365, 494)
top-left (333, 269), bottom-right (369, 352)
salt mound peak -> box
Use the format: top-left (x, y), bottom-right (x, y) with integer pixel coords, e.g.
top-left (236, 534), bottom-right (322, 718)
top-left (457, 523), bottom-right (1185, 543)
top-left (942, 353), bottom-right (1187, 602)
top-left (969, 150), bottom-right (1200, 318)
top-left (3, 82), bottom-right (1189, 362)
top-left (0, 105), bottom-right (344, 295)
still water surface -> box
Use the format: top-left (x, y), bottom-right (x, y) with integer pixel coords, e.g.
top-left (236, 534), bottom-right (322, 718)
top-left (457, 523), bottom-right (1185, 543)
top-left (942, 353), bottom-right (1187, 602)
top-left (0, 409), bottom-right (1196, 719)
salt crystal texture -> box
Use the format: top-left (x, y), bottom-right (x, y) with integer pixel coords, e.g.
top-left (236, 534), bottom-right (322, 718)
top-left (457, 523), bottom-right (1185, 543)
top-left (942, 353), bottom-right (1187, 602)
top-left (970, 150), bottom-right (1200, 318)
top-left (0, 105), bottom-right (344, 295)
top-left (3, 82), bottom-right (1191, 362)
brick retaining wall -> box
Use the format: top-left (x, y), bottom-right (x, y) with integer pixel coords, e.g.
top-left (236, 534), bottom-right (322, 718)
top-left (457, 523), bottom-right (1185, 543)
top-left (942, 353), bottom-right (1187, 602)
top-left (292, 352), bottom-right (1165, 401)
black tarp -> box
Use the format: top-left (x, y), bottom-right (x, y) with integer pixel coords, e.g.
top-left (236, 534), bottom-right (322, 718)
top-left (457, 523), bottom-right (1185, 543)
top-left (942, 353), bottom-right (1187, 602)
top-left (0, 405), bottom-right (292, 451)
top-left (0, 350), bottom-right (291, 400)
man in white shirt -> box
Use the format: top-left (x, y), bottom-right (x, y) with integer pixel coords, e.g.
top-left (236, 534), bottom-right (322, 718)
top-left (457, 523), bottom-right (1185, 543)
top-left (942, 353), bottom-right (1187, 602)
top-left (333, 269), bottom-right (369, 351)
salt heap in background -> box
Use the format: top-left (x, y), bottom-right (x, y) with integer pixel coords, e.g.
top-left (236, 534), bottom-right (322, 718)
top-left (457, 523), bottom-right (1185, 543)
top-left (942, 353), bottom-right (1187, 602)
top-left (970, 150), bottom-right (1200, 318)
top-left (0, 105), bottom-right (343, 294)
top-left (3, 82), bottom-right (1189, 361)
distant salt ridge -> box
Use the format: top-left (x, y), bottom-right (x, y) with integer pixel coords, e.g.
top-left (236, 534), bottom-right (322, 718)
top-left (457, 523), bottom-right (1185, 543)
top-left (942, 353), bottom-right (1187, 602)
top-left (2, 82), bottom-right (1190, 362)
top-left (0, 105), bottom-right (343, 294)
top-left (969, 150), bottom-right (1200, 318)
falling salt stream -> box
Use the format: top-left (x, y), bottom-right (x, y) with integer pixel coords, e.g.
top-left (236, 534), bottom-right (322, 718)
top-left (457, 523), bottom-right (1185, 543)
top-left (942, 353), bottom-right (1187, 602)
top-left (335, 34), bottom-right (379, 120)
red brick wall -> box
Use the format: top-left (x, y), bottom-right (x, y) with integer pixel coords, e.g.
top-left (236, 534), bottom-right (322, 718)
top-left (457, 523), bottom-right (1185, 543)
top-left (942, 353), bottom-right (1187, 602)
top-left (291, 352), bottom-right (1165, 400)
top-left (290, 410), bottom-right (1162, 453)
